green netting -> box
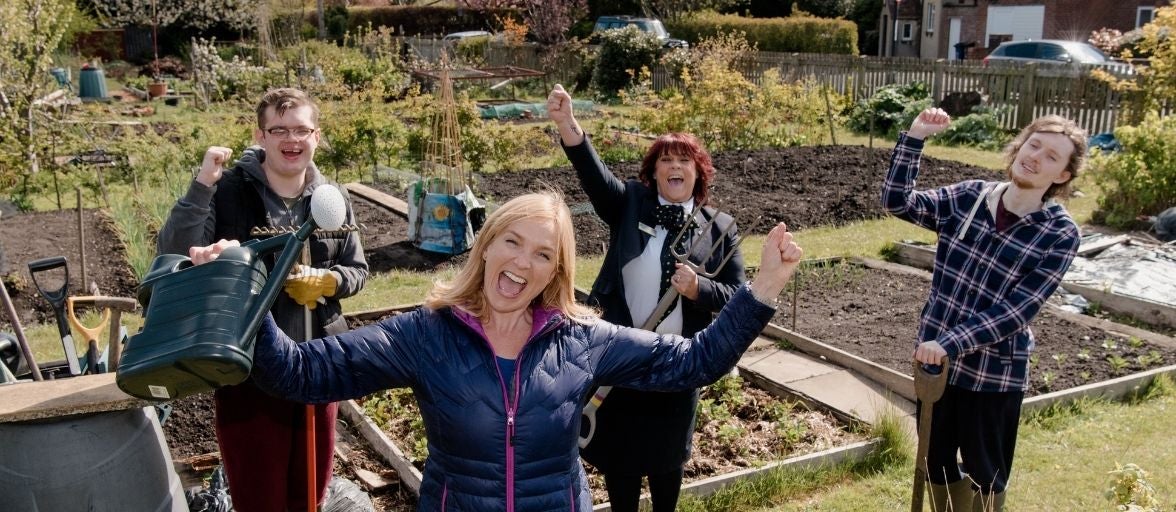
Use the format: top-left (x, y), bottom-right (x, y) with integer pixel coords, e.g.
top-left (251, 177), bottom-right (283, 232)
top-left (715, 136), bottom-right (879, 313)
top-left (478, 100), bottom-right (595, 120)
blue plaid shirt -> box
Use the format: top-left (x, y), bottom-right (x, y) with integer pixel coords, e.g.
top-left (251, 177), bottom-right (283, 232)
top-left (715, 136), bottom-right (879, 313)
top-left (882, 134), bottom-right (1080, 392)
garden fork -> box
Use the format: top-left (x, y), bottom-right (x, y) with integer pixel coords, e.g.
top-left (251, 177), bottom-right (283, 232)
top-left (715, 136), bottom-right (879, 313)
top-left (912, 356), bottom-right (950, 512)
top-left (579, 206), bottom-right (762, 448)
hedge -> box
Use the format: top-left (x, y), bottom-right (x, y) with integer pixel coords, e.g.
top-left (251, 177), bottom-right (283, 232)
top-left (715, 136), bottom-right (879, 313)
top-left (668, 11), bottom-right (857, 55)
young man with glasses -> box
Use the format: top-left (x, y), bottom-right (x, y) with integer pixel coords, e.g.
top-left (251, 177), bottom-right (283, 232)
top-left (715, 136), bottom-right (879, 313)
top-left (157, 87), bottom-right (369, 511)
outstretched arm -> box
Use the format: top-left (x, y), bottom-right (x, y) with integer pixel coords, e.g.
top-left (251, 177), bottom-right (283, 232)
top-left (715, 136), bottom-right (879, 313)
top-left (549, 84), bottom-right (627, 227)
top-left (593, 223), bottom-right (801, 389)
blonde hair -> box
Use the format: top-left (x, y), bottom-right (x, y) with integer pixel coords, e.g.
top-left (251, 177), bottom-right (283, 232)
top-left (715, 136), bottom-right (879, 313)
top-left (425, 191), bottom-right (598, 322)
top-left (1003, 115), bottom-right (1088, 200)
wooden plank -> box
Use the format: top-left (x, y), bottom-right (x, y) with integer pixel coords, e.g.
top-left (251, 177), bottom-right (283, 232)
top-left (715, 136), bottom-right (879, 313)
top-left (0, 373), bottom-right (150, 423)
top-left (890, 241), bottom-right (935, 271)
top-left (1048, 284), bottom-right (1176, 337)
top-left (1077, 234), bottom-right (1130, 256)
top-left (345, 182), bottom-right (409, 218)
top-left (338, 399), bottom-right (423, 495)
top-left (1023, 363), bottom-right (1176, 413)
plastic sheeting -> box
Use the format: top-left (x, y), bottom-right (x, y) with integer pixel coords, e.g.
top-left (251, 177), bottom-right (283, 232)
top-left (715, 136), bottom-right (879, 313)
top-left (1063, 234), bottom-right (1176, 307)
top-left (478, 99), bottom-right (595, 120)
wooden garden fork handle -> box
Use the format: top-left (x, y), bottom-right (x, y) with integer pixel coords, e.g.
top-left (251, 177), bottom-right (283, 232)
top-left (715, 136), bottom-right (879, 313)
top-left (912, 355), bottom-right (950, 512)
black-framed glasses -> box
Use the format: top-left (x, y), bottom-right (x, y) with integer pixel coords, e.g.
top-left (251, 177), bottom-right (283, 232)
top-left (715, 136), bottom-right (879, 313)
top-left (265, 127), bottom-right (317, 140)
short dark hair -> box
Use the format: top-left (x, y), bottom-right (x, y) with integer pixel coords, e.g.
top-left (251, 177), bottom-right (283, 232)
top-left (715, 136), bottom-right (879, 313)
top-left (255, 88), bottom-right (320, 129)
top-left (639, 133), bottom-right (715, 205)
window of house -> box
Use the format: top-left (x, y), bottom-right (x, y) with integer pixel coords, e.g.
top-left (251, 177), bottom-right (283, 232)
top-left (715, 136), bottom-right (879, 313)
top-left (901, 21), bottom-right (915, 41)
top-left (1138, 6), bottom-right (1156, 28)
top-left (926, 4), bottom-right (936, 34)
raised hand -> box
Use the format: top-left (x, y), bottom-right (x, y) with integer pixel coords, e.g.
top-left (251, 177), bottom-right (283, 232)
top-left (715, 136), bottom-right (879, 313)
top-left (748, 222), bottom-right (803, 303)
top-left (907, 108), bottom-right (952, 141)
top-left (547, 84), bottom-right (574, 125)
top-left (547, 84), bottom-right (584, 146)
top-left (196, 146), bottom-right (233, 187)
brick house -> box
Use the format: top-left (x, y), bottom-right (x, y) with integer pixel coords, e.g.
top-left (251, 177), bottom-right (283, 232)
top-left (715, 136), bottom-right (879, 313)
top-left (879, 0), bottom-right (1169, 60)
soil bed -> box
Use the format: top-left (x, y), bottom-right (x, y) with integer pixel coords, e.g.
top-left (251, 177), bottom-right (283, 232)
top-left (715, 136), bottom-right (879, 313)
top-left (464, 144), bottom-right (999, 255)
top-left (0, 208), bottom-right (138, 330)
top-left (365, 145), bottom-right (996, 256)
top-left (356, 375), bottom-right (863, 506)
top-left (775, 261), bottom-right (1176, 395)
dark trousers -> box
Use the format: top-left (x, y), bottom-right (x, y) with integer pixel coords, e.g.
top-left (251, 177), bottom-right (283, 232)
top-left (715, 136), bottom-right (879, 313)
top-left (603, 468), bottom-right (684, 512)
top-left (918, 385), bottom-right (1023, 494)
top-left (215, 381), bottom-right (338, 512)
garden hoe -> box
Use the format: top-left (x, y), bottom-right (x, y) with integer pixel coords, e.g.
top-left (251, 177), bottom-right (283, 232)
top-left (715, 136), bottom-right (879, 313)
top-left (579, 207), bottom-right (762, 448)
top-left (27, 256), bottom-right (81, 377)
top-left (912, 356), bottom-right (950, 512)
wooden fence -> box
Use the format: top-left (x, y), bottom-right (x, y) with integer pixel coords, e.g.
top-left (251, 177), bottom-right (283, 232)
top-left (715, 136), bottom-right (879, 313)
top-left (403, 37), bottom-right (1149, 135)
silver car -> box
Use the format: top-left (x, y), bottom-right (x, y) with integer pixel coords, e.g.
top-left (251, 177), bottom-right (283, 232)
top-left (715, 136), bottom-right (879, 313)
top-left (982, 39), bottom-right (1131, 73)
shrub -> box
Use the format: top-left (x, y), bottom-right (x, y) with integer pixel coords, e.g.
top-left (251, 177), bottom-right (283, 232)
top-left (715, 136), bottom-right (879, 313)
top-left (845, 82), bottom-right (933, 138)
top-left (938, 105), bottom-right (1012, 151)
top-left (623, 32), bottom-right (830, 151)
top-left (668, 11), bottom-right (857, 55)
top-left (591, 26), bottom-right (663, 99)
top-left (1088, 113), bottom-right (1176, 228)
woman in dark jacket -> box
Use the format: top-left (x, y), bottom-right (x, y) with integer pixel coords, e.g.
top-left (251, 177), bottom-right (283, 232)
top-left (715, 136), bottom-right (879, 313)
top-left (212, 191), bottom-right (801, 512)
top-left (547, 84), bottom-right (745, 512)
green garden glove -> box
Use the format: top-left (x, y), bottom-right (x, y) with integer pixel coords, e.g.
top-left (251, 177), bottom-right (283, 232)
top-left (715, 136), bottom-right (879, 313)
top-left (284, 264), bottom-right (337, 310)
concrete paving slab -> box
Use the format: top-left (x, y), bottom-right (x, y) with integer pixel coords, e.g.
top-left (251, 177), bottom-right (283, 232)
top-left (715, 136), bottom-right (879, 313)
top-left (739, 348), bottom-right (915, 435)
top-left (789, 368), bottom-right (915, 433)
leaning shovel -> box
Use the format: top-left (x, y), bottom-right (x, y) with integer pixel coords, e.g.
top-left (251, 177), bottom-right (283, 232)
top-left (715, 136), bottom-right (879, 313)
top-left (912, 356), bottom-right (950, 512)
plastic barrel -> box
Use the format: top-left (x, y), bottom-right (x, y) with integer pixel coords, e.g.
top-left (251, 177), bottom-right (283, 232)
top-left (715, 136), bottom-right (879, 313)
top-left (0, 407), bottom-right (188, 511)
top-left (78, 67), bottom-right (107, 99)
top-left (49, 67), bottom-right (70, 88)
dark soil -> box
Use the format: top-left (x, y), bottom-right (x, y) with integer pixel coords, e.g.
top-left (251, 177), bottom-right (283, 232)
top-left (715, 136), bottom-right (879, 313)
top-left (465, 144), bottom-right (999, 255)
top-left (0, 209), bottom-right (139, 331)
top-left (774, 261), bottom-right (1176, 395)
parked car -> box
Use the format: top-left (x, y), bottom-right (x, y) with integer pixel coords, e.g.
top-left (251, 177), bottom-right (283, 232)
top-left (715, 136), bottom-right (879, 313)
top-left (592, 15), bottom-right (688, 49)
top-left (982, 39), bottom-right (1132, 73)
top-left (442, 30), bottom-right (491, 46)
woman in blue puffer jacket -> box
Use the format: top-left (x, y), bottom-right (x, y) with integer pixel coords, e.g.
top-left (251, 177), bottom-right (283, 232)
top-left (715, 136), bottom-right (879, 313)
top-left (245, 191), bottom-right (802, 511)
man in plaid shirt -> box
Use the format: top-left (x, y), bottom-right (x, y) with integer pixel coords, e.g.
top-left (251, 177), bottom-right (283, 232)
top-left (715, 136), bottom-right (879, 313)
top-left (882, 108), bottom-right (1085, 511)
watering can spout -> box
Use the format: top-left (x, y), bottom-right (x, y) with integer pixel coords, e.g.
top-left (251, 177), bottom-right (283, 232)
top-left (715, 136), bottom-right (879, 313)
top-left (116, 185), bottom-right (347, 401)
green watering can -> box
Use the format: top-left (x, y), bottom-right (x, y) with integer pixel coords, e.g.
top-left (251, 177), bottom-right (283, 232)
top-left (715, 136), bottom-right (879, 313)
top-left (116, 185), bottom-right (347, 401)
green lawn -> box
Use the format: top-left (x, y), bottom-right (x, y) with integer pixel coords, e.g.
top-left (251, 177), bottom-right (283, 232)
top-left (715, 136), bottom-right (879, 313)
top-left (760, 385), bottom-right (1176, 511)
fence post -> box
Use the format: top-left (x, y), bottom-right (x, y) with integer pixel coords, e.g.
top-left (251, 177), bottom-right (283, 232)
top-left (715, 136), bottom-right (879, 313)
top-left (1017, 63), bottom-right (1037, 128)
top-left (856, 55), bottom-right (867, 102)
top-left (932, 59), bottom-right (945, 104)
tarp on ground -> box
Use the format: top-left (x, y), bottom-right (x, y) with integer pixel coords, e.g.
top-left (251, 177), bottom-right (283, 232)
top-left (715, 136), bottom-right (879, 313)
top-left (478, 99), bottom-right (595, 120)
top-left (1063, 234), bottom-right (1176, 307)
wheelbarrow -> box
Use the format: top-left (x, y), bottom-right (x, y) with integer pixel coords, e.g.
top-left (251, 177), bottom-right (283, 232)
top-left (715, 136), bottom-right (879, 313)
top-left (579, 207), bottom-right (761, 448)
top-left (116, 184), bottom-right (347, 402)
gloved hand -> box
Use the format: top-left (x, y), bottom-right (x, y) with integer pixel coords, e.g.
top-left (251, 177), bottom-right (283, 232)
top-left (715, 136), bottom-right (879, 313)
top-left (284, 264), bottom-right (337, 310)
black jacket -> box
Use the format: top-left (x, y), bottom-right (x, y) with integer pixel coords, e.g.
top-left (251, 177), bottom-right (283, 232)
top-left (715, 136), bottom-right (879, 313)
top-left (563, 138), bottom-right (746, 473)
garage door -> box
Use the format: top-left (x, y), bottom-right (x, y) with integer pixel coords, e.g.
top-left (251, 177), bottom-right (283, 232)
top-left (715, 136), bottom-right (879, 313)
top-left (985, 5), bottom-right (1044, 48)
